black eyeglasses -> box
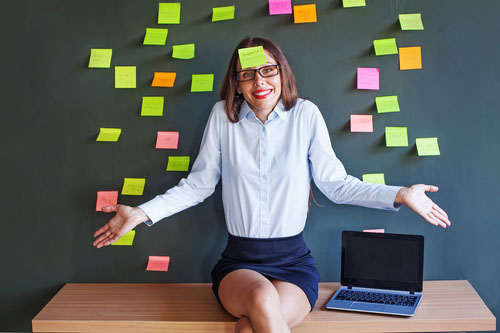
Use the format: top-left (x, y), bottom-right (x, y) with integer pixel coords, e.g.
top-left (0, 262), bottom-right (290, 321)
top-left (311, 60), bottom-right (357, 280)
top-left (235, 65), bottom-right (281, 82)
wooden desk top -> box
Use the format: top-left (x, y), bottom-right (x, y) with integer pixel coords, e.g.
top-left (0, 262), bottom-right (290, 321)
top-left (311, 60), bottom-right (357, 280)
top-left (32, 280), bottom-right (496, 332)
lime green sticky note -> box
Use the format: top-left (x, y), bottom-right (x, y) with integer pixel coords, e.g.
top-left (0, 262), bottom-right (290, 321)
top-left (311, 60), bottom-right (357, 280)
top-left (362, 173), bottom-right (386, 185)
top-left (191, 74), bottom-right (214, 92)
top-left (122, 178), bottom-right (146, 195)
top-left (238, 46), bottom-right (267, 69)
top-left (166, 156), bottom-right (190, 171)
top-left (96, 128), bottom-right (121, 142)
top-left (375, 96), bottom-right (400, 113)
top-left (115, 66), bottom-right (136, 88)
top-left (385, 127), bottom-right (408, 147)
top-left (373, 38), bottom-right (398, 56)
top-left (342, 0), bottom-right (366, 8)
top-left (141, 97), bottom-right (164, 116)
top-left (111, 230), bottom-right (135, 246)
top-left (399, 13), bottom-right (424, 30)
top-left (143, 28), bottom-right (168, 45)
top-left (158, 3), bottom-right (181, 24)
top-left (212, 6), bottom-right (235, 21)
top-left (89, 49), bottom-right (112, 68)
top-left (416, 137), bottom-right (440, 156)
top-left (172, 43), bottom-right (195, 59)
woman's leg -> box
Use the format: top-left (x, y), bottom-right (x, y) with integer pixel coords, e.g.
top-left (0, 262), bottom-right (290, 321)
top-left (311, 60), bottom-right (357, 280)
top-left (271, 279), bottom-right (312, 329)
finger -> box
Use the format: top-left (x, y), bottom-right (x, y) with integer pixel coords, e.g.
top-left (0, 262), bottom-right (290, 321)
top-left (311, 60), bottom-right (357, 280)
top-left (425, 185), bottom-right (439, 192)
top-left (102, 205), bottom-right (118, 213)
top-left (424, 212), bottom-right (440, 226)
top-left (104, 234), bottom-right (120, 247)
top-left (93, 234), bottom-right (109, 248)
top-left (93, 224), bottom-right (109, 238)
top-left (432, 203), bottom-right (449, 219)
top-left (430, 211), bottom-right (450, 228)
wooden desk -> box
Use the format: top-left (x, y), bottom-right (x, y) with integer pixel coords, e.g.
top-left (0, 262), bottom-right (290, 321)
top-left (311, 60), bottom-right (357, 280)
top-left (32, 280), bottom-right (496, 332)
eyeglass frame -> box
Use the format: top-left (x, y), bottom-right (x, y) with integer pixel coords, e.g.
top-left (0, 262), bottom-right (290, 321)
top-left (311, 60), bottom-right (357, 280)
top-left (235, 64), bottom-right (281, 82)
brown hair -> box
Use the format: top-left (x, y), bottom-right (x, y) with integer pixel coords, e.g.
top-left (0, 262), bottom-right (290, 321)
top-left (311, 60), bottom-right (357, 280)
top-left (220, 37), bottom-right (299, 123)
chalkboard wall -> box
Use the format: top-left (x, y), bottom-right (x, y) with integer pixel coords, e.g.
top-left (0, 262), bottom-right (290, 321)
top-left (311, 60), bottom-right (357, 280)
top-left (1, 0), bottom-right (499, 331)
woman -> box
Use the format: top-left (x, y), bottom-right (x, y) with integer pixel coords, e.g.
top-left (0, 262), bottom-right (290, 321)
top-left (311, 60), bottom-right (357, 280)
top-left (93, 37), bottom-right (450, 333)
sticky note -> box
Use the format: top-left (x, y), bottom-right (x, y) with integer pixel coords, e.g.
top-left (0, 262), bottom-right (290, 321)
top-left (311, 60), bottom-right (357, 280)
top-left (362, 173), bottom-right (386, 184)
top-left (373, 38), bottom-right (398, 56)
top-left (96, 191), bottom-right (118, 211)
top-left (141, 97), bottom-right (164, 116)
top-left (152, 72), bottom-right (176, 87)
top-left (156, 131), bottom-right (179, 149)
top-left (212, 6), bottom-right (235, 21)
top-left (89, 49), bottom-right (112, 68)
top-left (416, 137), bottom-right (440, 156)
top-left (399, 13), bottom-right (424, 30)
top-left (146, 256), bottom-right (170, 271)
top-left (357, 67), bottom-right (379, 90)
top-left (399, 46), bottom-right (422, 70)
top-left (115, 66), bottom-right (136, 88)
top-left (363, 229), bottom-right (385, 233)
top-left (191, 74), bottom-right (214, 92)
top-left (96, 128), bottom-right (121, 142)
top-left (121, 178), bottom-right (146, 196)
top-left (385, 127), bottom-right (409, 147)
top-left (343, 0), bottom-right (366, 8)
top-left (293, 4), bottom-right (317, 24)
top-left (143, 28), bottom-right (168, 45)
top-left (269, 0), bottom-right (292, 15)
top-left (111, 230), bottom-right (135, 246)
top-left (350, 115), bottom-right (373, 132)
top-left (375, 96), bottom-right (400, 113)
top-left (158, 3), bottom-right (181, 24)
top-left (238, 46), bottom-right (267, 69)
top-left (167, 156), bottom-right (190, 171)
top-left (172, 43), bottom-right (195, 59)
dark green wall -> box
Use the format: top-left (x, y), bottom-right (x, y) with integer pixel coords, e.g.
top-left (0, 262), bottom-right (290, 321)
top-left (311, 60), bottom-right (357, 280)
top-left (1, 0), bottom-right (498, 331)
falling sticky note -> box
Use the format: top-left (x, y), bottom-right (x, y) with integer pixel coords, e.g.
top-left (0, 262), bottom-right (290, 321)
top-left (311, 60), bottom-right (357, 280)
top-left (362, 173), bottom-right (386, 184)
top-left (121, 178), bottom-right (146, 195)
top-left (399, 13), bottom-right (424, 30)
top-left (350, 115), bottom-right (373, 132)
top-left (375, 96), bottom-right (400, 113)
top-left (416, 137), bottom-right (440, 156)
top-left (152, 72), bottom-right (176, 87)
top-left (172, 43), bottom-right (195, 59)
top-left (343, 0), bottom-right (366, 8)
top-left (115, 66), bottom-right (136, 88)
top-left (399, 46), bottom-right (422, 70)
top-left (89, 49), bottom-right (112, 68)
top-left (238, 46), bottom-right (267, 69)
top-left (363, 229), bottom-right (385, 233)
top-left (156, 131), bottom-right (179, 149)
top-left (191, 74), bottom-right (214, 92)
top-left (158, 3), bottom-right (181, 24)
top-left (143, 28), bottom-right (168, 45)
top-left (141, 97), bottom-right (164, 116)
top-left (166, 156), bottom-right (190, 171)
top-left (269, 0), bottom-right (292, 15)
top-left (96, 191), bottom-right (118, 211)
top-left (373, 38), bottom-right (398, 56)
top-left (293, 4), bottom-right (317, 24)
top-left (385, 127), bottom-right (409, 147)
top-left (212, 6), bottom-right (235, 21)
top-left (146, 256), bottom-right (170, 271)
top-left (111, 230), bottom-right (135, 246)
top-left (96, 128), bottom-right (121, 142)
top-left (357, 67), bottom-right (379, 90)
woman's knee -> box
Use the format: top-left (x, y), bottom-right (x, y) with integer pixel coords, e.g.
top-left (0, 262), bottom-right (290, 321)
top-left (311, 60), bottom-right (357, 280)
top-left (245, 282), bottom-right (281, 316)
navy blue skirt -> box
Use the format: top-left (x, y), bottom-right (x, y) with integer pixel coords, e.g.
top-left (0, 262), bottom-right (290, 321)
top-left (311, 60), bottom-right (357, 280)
top-left (211, 232), bottom-right (320, 311)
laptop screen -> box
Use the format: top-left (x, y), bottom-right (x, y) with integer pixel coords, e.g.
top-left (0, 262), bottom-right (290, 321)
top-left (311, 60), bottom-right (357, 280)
top-left (341, 231), bottom-right (424, 292)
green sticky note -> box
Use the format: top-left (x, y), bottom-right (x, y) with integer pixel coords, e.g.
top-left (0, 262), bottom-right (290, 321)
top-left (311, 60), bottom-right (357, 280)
top-left (385, 127), bottom-right (409, 147)
top-left (212, 6), bottom-right (235, 21)
top-left (375, 96), bottom-right (400, 113)
top-left (342, 0), bottom-right (366, 8)
top-left (399, 13), bottom-right (424, 30)
top-left (158, 3), bottom-right (181, 24)
top-left (96, 128), bottom-right (121, 142)
top-left (143, 28), bottom-right (168, 45)
top-left (238, 46), bottom-right (267, 69)
top-left (141, 97), bottom-right (164, 116)
top-left (416, 137), bottom-right (440, 156)
top-left (362, 173), bottom-right (386, 185)
top-left (373, 38), bottom-right (398, 56)
top-left (115, 66), bottom-right (136, 88)
top-left (172, 43), bottom-right (195, 59)
top-left (191, 74), bottom-right (214, 92)
top-left (122, 178), bottom-right (146, 195)
top-left (89, 49), bottom-right (112, 68)
top-left (166, 156), bottom-right (190, 171)
top-left (111, 230), bottom-right (135, 246)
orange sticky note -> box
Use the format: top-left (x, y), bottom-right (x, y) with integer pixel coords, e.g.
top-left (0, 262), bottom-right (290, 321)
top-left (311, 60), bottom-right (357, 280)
top-left (146, 256), bottom-right (170, 271)
top-left (293, 4), bottom-right (317, 23)
top-left (156, 131), bottom-right (179, 149)
top-left (350, 115), bottom-right (373, 132)
top-left (363, 229), bottom-right (385, 233)
top-left (96, 191), bottom-right (118, 211)
top-left (399, 46), bottom-right (422, 70)
top-left (152, 72), bottom-right (176, 87)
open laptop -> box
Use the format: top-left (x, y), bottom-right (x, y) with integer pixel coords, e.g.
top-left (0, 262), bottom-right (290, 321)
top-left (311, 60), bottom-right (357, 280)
top-left (326, 230), bottom-right (424, 316)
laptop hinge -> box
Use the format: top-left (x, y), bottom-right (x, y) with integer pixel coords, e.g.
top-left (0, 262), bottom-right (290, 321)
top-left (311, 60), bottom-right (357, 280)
top-left (347, 284), bottom-right (353, 290)
top-left (409, 290), bottom-right (415, 295)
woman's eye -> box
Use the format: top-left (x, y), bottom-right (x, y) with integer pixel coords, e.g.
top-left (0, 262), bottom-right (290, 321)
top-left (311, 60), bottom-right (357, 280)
top-left (242, 72), bottom-right (252, 79)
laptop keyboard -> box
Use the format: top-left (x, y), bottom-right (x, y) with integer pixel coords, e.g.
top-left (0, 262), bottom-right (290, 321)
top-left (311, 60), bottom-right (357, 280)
top-left (334, 290), bottom-right (418, 307)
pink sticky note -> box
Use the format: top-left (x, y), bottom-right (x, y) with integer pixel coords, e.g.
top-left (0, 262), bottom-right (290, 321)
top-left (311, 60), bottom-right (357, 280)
top-left (363, 229), bottom-right (385, 233)
top-left (156, 131), bottom-right (179, 149)
top-left (96, 191), bottom-right (118, 211)
top-left (357, 67), bottom-right (380, 90)
top-left (269, 0), bottom-right (292, 15)
top-left (350, 115), bottom-right (373, 132)
top-left (146, 256), bottom-right (170, 271)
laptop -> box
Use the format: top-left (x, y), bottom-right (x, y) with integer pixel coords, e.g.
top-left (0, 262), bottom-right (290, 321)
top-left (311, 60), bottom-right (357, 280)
top-left (326, 230), bottom-right (424, 316)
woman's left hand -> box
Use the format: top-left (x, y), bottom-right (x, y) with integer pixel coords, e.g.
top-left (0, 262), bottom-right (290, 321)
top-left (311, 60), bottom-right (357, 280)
top-left (395, 184), bottom-right (451, 228)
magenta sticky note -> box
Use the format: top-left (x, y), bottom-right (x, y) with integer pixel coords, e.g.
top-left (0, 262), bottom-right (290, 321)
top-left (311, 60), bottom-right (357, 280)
top-left (96, 191), bottom-right (118, 211)
top-left (269, 0), bottom-right (292, 15)
top-left (363, 229), bottom-right (385, 233)
top-left (146, 256), bottom-right (170, 271)
top-left (357, 67), bottom-right (380, 90)
top-left (156, 131), bottom-right (179, 149)
top-left (350, 115), bottom-right (373, 132)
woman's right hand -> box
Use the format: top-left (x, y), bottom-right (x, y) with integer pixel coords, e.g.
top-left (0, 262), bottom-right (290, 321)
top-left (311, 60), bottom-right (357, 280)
top-left (93, 205), bottom-right (149, 248)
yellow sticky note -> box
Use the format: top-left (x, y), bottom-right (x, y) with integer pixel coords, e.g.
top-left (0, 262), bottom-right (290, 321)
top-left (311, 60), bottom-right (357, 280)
top-left (375, 96), bottom-right (400, 113)
top-left (166, 156), bottom-right (190, 171)
top-left (115, 66), bottom-right (136, 88)
top-left (385, 127), bottom-right (408, 147)
top-left (122, 178), bottom-right (146, 196)
top-left (152, 72), bottom-right (176, 87)
top-left (362, 173), bottom-right (386, 185)
top-left (191, 74), bottom-right (214, 92)
top-left (89, 49), bottom-right (112, 68)
top-left (172, 43), bottom-right (195, 59)
top-left (343, 0), bottom-right (366, 8)
top-left (373, 38), bottom-right (398, 56)
top-left (111, 230), bottom-right (136, 246)
top-left (293, 4), bottom-right (317, 23)
top-left (96, 128), bottom-right (121, 142)
top-left (212, 6), bottom-right (235, 21)
top-left (143, 28), bottom-right (168, 45)
top-left (399, 46), bottom-right (422, 70)
top-left (141, 97), bottom-right (164, 116)
top-left (416, 137), bottom-right (440, 156)
top-left (158, 3), bottom-right (181, 24)
top-left (399, 13), bottom-right (424, 30)
top-left (238, 46), bottom-right (267, 69)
